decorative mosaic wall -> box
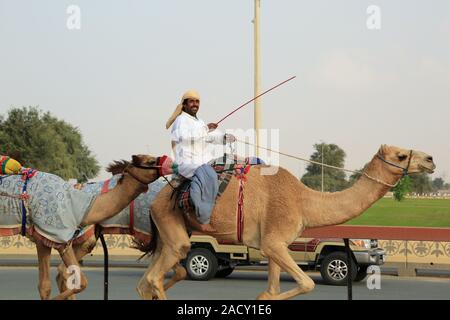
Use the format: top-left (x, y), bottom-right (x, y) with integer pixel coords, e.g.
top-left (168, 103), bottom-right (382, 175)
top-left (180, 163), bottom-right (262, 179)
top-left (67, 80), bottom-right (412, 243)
top-left (0, 234), bottom-right (141, 256)
top-left (1, 235), bottom-right (450, 264)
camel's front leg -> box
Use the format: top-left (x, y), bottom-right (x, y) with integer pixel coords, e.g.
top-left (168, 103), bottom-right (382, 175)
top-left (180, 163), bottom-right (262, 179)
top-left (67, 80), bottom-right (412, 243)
top-left (260, 242), bottom-right (315, 300)
top-left (257, 259), bottom-right (281, 300)
top-left (52, 245), bottom-right (88, 300)
top-left (56, 236), bottom-right (97, 300)
top-left (36, 241), bottom-right (52, 300)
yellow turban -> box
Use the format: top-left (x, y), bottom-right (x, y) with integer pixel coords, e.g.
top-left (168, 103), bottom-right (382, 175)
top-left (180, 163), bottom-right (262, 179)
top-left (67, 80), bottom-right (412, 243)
top-left (166, 90), bottom-right (200, 129)
top-left (0, 155), bottom-right (22, 175)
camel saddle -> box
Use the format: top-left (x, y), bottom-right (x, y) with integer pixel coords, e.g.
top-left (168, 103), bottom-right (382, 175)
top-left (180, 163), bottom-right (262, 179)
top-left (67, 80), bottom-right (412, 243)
top-left (172, 154), bottom-right (264, 239)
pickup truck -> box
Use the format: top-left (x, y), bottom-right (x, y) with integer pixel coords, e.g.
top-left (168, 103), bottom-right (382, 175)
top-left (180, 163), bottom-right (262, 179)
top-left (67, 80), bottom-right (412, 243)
top-left (181, 234), bottom-right (385, 285)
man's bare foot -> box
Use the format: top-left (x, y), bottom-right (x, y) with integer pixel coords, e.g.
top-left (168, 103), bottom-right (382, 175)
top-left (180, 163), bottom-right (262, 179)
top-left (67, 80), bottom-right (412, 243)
top-left (197, 223), bottom-right (216, 233)
top-left (185, 214), bottom-right (216, 233)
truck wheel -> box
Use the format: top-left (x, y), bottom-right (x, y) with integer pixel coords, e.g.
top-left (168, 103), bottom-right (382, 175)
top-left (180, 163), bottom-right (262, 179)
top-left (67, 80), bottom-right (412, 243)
top-left (354, 266), bottom-right (369, 282)
top-left (320, 251), bottom-right (357, 286)
top-left (186, 248), bottom-right (218, 281)
top-left (215, 267), bottom-right (235, 278)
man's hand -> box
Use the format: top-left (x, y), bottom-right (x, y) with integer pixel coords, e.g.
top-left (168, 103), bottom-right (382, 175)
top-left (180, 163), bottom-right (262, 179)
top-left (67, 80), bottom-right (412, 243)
top-left (207, 123), bottom-right (218, 131)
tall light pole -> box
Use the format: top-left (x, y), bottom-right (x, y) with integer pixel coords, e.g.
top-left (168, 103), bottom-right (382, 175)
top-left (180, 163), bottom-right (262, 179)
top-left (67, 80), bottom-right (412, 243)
top-left (321, 142), bottom-right (325, 192)
top-left (254, 0), bottom-right (261, 156)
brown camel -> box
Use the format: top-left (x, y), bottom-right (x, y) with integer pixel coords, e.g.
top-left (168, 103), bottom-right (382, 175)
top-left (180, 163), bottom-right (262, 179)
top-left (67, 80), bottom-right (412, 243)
top-left (134, 145), bottom-right (435, 300)
top-left (0, 154), bottom-right (161, 300)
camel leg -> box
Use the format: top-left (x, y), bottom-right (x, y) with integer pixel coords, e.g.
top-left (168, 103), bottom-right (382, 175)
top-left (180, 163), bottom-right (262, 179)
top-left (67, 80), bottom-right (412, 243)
top-left (137, 185), bottom-right (191, 300)
top-left (139, 221), bottom-right (191, 299)
top-left (136, 241), bottom-right (163, 299)
top-left (36, 242), bottom-right (52, 300)
top-left (258, 242), bottom-right (315, 300)
top-left (144, 228), bottom-right (191, 299)
top-left (256, 259), bottom-right (281, 300)
top-left (137, 254), bottom-right (186, 298)
top-left (56, 237), bottom-right (97, 300)
top-left (164, 263), bottom-right (187, 291)
top-left (51, 245), bottom-right (88, 300)
top-left (144, 245), bottom-right (189, 300)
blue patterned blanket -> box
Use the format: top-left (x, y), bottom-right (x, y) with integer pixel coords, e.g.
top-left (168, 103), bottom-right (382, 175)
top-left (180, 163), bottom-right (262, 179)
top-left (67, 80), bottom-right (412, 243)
top-left (0, 172), bottom-right (97, 243)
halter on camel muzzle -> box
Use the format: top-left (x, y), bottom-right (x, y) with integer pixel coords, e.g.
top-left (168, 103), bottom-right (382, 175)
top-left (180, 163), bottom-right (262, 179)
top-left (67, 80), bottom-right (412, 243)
top-left (126, 156), bottom-right (176, 188)
top-left (363, 149), bottom-right (413, 188)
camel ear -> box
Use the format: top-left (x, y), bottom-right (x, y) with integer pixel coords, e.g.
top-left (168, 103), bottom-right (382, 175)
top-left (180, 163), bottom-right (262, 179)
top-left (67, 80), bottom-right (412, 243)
top-left (131, 155), bottom-right (140, 165)
top-left (379, 144), bottom-right (388, 156)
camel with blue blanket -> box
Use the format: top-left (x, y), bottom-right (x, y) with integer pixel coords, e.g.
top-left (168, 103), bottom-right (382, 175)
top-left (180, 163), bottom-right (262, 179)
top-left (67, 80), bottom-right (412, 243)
top-left (0, 154), bottom-right (168, 299)
top-left (133, 145), bottom-right (435, 300)
top-left (55, 173), bottom-right (169, 299)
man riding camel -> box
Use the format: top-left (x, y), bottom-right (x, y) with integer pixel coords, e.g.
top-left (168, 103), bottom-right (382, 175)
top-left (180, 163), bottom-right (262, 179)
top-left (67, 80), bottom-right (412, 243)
top-left (166, 90), bottom-right (235, 232)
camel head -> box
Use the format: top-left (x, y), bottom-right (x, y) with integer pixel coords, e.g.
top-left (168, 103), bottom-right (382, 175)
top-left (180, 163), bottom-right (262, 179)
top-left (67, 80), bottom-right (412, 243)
top-left (106, 155), bottom-right (163, 185)
top-left (128, 154), bottom-right (161, 184)
top-left (106, 155), bottom-right (158, 176)
top-left (378, 145), bottom-right (435, 176)
top-left (131, 154), bottom-right (158, 168)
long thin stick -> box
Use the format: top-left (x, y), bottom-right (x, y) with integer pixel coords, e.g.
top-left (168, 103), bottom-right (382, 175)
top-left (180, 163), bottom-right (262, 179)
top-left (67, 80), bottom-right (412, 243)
top-left (237, 139), bottom-right (361, 175)
top-left (216, 76), bottom-right (296, 124)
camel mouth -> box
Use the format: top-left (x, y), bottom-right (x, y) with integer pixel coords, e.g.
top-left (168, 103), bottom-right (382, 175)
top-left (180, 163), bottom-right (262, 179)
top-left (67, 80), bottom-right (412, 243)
top-left (419, 165), bottom-right (434, 174)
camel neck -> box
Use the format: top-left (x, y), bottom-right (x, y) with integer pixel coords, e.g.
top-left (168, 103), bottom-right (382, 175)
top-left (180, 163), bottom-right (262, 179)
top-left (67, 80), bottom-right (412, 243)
top-left (81, 173), bottom-right (148, 226)
top-left (301, 155), bottom-right (401, 228)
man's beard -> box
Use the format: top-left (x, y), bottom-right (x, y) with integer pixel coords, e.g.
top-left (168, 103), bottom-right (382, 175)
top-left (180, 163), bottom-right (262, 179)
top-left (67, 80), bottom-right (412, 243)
top-left (185, 106), bottom-right (199, 117)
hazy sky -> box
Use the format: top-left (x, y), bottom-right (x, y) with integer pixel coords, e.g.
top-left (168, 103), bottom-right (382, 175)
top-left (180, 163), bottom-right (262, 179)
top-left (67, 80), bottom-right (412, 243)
top-left (1, 0), bottom-right (449, 181)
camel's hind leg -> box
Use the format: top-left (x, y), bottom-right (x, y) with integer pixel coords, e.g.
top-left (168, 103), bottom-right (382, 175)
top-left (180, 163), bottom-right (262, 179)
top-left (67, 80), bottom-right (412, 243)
top-left (141, 225), bottom-right (190, 298)
top-left (136, 243), bottom-right (186, 299)
top-left (136, 241), bottom-right (162, 299)
top-left (144, 245), bottom-right (189, 300)
top-left (137, 185), bottom-right (192, 300)
top-left (258, 241), bottom-right (315, 300)
top-left (56, 236), bottom-right (97, 300)
top-left (36, 242), bottom-right (52, 300)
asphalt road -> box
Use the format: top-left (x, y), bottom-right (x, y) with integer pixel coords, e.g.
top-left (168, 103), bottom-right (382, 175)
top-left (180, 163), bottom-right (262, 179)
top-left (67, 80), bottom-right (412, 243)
top-left (0, 267), bottom-right (450, 300)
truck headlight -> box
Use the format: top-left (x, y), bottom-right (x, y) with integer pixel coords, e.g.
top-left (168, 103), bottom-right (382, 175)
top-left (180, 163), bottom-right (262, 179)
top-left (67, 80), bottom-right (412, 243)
top-left (351, 239), bottom-right (371, 249)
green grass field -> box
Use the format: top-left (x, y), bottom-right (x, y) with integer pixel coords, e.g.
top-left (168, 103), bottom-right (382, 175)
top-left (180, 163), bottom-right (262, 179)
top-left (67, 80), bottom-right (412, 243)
top-left (345, 198), bottom-right (450, 227)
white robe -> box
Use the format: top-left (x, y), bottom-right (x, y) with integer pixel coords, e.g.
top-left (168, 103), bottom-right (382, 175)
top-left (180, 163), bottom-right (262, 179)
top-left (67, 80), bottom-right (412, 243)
top-left (171, 111), bottom-right (225, 178)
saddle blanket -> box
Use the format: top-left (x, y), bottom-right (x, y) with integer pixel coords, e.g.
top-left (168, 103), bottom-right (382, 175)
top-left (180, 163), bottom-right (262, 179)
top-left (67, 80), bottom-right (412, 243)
top-left (0, 172), bottom-right (97, 244)
top-left (177, 154), bottom-right (265, 214)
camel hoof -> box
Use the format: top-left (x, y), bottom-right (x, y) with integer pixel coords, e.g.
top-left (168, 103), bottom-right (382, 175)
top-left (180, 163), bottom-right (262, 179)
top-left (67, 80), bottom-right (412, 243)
top-left (256, 292), bottom-right (273, 300)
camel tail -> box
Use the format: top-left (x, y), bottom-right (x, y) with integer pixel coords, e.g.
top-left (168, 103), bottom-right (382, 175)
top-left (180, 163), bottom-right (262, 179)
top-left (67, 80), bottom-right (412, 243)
top-left (131, 214), bottom-right (159, 260)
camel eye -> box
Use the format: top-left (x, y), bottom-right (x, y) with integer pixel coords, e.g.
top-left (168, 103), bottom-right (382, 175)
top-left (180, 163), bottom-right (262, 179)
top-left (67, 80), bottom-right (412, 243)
top-left (398, 154), bottom-right (407, 161)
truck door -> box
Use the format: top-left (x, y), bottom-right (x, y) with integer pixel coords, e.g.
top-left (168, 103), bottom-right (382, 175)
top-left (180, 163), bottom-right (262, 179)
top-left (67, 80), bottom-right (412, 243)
top-left (288, 238), bottom-right (308, 264)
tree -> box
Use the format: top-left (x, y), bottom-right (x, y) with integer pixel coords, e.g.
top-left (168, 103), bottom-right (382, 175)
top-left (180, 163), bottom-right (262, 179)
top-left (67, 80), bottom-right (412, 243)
top-left (0, 107), bottom-right (99, 182)
top-left (409, 173), bottom-right (433, 194)
top-left (432, 177), bottom-right (445, 191)
top-left (348, 162), bottom-right (369, 187)
top-left (301, 142), bottom-right (349, 192)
